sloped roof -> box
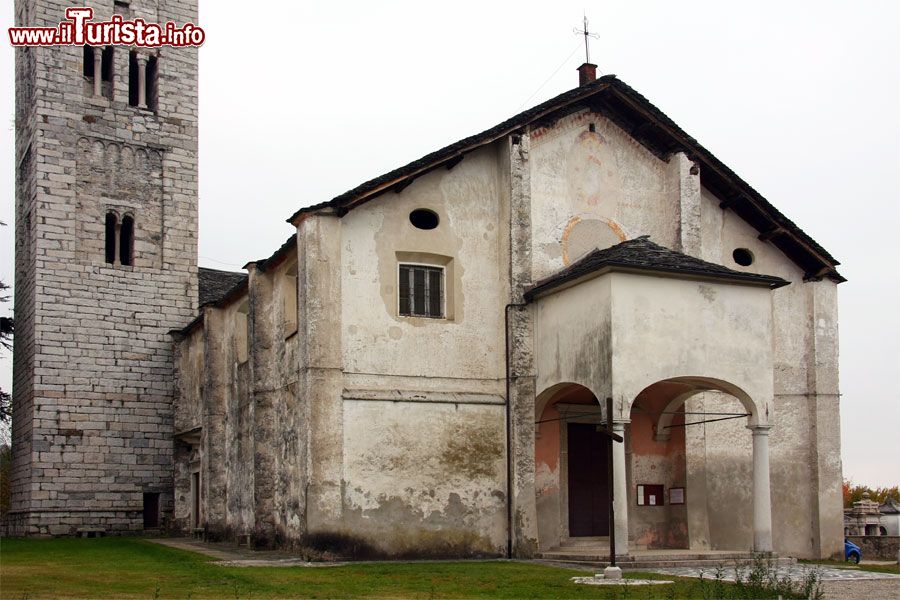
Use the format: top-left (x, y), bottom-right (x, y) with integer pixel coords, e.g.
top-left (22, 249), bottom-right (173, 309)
top-left (287, 75), bottom-right (842, 283)
top-left (198, 267), bottom-right (247, 307)
top-left (524, 236), bottom-right (790, 300)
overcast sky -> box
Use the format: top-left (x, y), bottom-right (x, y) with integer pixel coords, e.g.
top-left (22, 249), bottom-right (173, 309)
top-left (1, 1), bottom-right (898, 486)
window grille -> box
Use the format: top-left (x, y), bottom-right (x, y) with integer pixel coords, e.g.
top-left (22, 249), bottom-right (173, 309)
top-left (398, 264), bottom-right (443, 318)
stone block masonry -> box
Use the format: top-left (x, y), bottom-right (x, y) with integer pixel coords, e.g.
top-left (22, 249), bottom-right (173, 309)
top-left (9, 0), bottom-right (199, 536)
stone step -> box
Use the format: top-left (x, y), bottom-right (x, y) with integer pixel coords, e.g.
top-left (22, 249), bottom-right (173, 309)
top-left (558, 536), bottom-right (610, 547)
top-left (538, 553), bottom-right (796, 569)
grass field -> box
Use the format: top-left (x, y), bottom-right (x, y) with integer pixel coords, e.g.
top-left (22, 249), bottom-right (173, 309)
top-left (0, 537), bottom-right (807, 599)
top-left (798, 558), bottom-right (900, 575)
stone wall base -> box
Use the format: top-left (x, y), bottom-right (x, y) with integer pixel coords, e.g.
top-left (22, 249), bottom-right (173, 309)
top-left (847, 535), bottom-right (900, 561)
top-left (1, 509), bottom-right (170, 537)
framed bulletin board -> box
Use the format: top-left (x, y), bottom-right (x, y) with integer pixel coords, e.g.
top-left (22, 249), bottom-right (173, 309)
top-left (636, 484), bottom-right (665, 506)
top-left (669, 487), bottom-right (685, 505)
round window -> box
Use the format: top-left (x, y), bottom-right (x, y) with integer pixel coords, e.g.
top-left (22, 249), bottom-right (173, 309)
top-left (732, 248), bottom-right (754, 267)
top-left (409, 209), bottom-right (439, 230)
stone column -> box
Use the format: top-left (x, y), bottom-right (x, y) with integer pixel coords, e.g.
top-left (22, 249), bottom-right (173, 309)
top-left (136, 53), bottom-right (148, 108)
top-left (92, 47), bottom-right (102, 97)
top-left (612, 421), bottom-right (629, 555)
top-left (750, 425), bottom-right (774, 552)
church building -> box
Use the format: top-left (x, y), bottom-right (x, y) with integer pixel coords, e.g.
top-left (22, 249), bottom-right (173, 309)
top-left (10, 0), bottom-right (845, 561)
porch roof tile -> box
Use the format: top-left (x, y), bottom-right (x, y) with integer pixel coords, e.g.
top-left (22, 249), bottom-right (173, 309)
top-left (524, 236), bottom-right (790, 300)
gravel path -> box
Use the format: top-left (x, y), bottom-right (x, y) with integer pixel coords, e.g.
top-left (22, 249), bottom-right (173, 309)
top-left (819, 578), bottom-right (900, 599)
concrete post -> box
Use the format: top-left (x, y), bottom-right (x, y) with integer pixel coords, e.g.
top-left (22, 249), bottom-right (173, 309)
top-left (136, 53), bottom-right (148, 108)
top-left (92, 47), bottom-right (102, 97)
top-left (750, 425), bottom-right (774, 552)
top-left (612, 421), bottom-right (629, 555)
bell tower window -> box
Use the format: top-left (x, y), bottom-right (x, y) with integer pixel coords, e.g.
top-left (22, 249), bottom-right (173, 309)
top-left (104, 211), bottom-right (135, 267)
top-left (85, 46), bottom-right (114, 99)
top-left (104, 212), bottom-right (117, 264)
top-left (128, 52), bottom-right (139, 107)
top-left (146, 56), bottom-right (159, 111)
top-left (120, 215), bottom-right (134, 266)
top-left (83, 45), bottom-right (94, 78)
top-left (129, 52), bottom-right (160, 110)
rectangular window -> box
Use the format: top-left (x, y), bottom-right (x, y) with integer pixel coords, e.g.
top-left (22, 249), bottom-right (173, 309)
top-left (398, 264), bottom-right (443, 318)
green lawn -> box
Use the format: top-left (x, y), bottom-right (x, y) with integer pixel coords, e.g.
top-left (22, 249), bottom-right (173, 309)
top-left (798, 558), bottom-right (900, 575)
top-left (0, 537), bottom-right (799, 599)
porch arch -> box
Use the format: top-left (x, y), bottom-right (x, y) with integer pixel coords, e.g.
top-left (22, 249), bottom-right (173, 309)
top-left (650, 377), bottom-right (757, 441)
top-left (627, 375), bottom-right (774, 553)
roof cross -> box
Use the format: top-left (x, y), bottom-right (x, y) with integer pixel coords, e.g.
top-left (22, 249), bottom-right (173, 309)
top-left (574, 15), bottom-right (600, 64)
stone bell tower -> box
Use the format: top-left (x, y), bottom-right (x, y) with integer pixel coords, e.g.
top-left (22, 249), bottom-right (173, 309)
top-left (10, 0), bottom-right (199, 535)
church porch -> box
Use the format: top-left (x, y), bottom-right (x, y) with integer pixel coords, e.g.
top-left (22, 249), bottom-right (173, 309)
top-left (519, 240), bottom-right (788, 559)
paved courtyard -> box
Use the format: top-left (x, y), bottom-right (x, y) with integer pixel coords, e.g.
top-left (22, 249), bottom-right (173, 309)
top-left (652, 564), bottom-right (900, 582)
top-left (652, 564), bottom-right (900, 600)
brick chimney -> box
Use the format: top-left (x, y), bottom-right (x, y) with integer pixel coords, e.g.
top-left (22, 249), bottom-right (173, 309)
top-left (577, 63), bottom-right (597, 86)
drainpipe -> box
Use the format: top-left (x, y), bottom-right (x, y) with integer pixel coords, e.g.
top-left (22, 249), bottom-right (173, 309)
top-left (504, 301), bottom-right (528, 559)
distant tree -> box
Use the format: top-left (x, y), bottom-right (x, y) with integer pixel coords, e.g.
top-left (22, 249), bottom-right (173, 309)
top-left (843, 479), bottom-right (900, 507)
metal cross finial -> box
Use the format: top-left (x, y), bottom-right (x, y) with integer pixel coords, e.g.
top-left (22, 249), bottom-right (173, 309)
top-left (574, 14), bottom-right (600, 64)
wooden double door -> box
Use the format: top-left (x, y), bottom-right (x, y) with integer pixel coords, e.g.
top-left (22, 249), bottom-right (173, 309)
top-left (567, 422), bottom-right (610, 537)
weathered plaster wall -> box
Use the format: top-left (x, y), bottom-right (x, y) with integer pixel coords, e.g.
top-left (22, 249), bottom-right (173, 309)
top-left (529, 110), bottom-right (676, 280)
top-left (339, 145), bottom-right (505, 383)
top-left (698, 186), bottom-right (843, 558)
top-left (627, 391), bottom-right (688, 550)
top-left (249, 259), bottom-right (305, 546)
top-left (172, 325), bottom-right (203, 531)
top-left (316, 144), bottom-right (512, 555)
top-left (341, 399), bottom-right (507, 556)
top-left (210, 300), bottom-right (254, 538)
top-left (533, 276), bottom-right (612, 403)
top-left (173, 327), bottom-right (204, 435)
top-left (172, 255), bottom-right (307, 546)
top-left (609, 272), bottom-right (774, 423)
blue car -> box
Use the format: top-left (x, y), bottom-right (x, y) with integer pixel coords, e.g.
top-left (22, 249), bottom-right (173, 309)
top-left (845, 539), bottom-right (861, 564)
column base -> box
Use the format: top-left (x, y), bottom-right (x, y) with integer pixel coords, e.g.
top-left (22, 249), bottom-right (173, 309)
top-left (600, 566), bottom-right (622, 580)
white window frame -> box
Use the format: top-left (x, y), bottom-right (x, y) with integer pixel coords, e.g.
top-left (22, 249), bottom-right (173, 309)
top-left (397, 262), bottom-right (445, 319)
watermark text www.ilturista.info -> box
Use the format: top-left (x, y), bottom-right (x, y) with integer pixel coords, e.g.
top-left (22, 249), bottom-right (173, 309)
top-left (9, 7), bottom-right (204, 47)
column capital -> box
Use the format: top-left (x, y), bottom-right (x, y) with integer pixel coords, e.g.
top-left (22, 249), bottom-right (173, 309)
top-left (748, 424), bottom-right (772, 435)
top-left (133, 50), bottom-right (149, 65)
